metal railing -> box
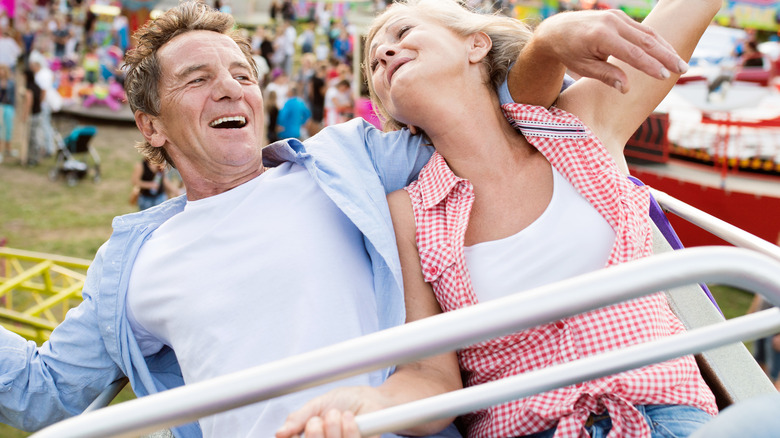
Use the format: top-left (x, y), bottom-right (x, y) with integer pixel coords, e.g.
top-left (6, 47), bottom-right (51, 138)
top-left (650, 187), bottom-right (780, 262)
top-left (30, 246), bottom-right (780, 438)
top-left (0, 247), bottom-right (90, 344)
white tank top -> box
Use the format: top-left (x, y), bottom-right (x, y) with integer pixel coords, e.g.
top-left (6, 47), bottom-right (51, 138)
top-left (127, 162), bottom-right (382, 437)
top-left (464, 167), bottom-right (616, 302)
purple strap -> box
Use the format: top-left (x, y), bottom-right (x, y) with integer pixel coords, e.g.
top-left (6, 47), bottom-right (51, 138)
top-left (628, 176), bottom-right (722, 313)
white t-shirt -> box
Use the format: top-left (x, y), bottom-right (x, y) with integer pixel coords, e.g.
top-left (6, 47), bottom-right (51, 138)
top-left (464, 167), bottom-right (615, 302)
top-left (127, 162), bottom-right (382, 437)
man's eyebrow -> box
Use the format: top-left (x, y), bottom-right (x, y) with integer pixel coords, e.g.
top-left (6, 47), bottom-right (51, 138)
top-left (175, 63), bottom-right (208, 79)
top-left (174, 61), bottom-right (251, 79)
top-left (232, 60), bottom-right (252, 71)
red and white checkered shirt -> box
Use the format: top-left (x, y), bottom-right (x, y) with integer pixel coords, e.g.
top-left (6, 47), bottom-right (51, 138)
top-left (404, 103), bottom-right (717, 438)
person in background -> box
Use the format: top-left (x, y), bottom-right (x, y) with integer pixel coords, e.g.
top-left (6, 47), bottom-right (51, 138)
top-left (19, 20), bottom-right (36, 69)
top-left (323, 78), bottom-right (352, 127)
top-left (251, 46), bottom-right (270, 87)
top-left (269, 0), bottom-right (280, 23)
top-left (298, 21), bottom-right (316, 55)
top-left (51, 14), bottom-right (70, 60)
top-left (265, 89), bottom-right (280, 143)
top-left (28, 54), bottom-right (58, 157)
top-left (307, 61), bottom-right (327, 136)
top-left (256, 26), bottom-right (275, 77)
top-left (277, 84), bottom-right (311, 140)
top-left (265, 67), bottom-right (289, 111)
top-left (278, 19), bottom-right (296, 76)
top-left (295, 52), bottom-right (317, 110)
top-left (739, 40), bottom-right (764, 68)
top-left (131, 158), bottom-right (171, 211)
top-left (0, 64), bottom-right (15, 163)
top-left (21, 68), bottom-right (43, 166)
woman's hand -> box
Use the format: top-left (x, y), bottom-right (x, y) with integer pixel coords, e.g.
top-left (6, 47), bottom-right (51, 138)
top-left (533, 9), bottom-right (689, 93)
top-left (275, 386), bottom-right (389, 438)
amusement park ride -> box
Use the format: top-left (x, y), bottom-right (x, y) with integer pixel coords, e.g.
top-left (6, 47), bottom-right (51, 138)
top-left (4, 104), bottom-right (780, 434)
top-left (625, 24), bottom-right (780, 249)
top-left (4, 192), bottom-right (780, 437)
top-left (2, 11), bottom-right (780, 438)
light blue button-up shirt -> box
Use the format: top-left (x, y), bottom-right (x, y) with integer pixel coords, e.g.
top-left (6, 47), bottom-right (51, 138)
top-left (0, 73), bottom-right (543, 435)
top-left (0, 119), bottom-right (434, 437)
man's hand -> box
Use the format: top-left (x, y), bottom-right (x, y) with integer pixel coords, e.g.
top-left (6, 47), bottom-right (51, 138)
top-left (275, 386), bottom-right (388, 438)
top-left (534, 9), bottom-right (689, 93)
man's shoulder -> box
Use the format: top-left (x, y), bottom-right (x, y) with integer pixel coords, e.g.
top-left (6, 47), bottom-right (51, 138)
top-left (112, 196), bottom-right (186, 230)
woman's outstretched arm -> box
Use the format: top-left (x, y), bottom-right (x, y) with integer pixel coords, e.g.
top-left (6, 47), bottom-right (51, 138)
top-left (555, 0), bottom-right (722, 170)
top-left (508, 8), bottom-right (690, 108)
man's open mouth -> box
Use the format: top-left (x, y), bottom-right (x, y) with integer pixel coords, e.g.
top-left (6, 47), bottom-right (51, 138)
top-left (209, 116), bottom-right (247, 129)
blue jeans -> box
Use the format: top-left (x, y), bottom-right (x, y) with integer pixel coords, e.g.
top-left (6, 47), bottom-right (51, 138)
top-left (524, 405), bottom-right (713, 438)
top-left (138, 193), bottom-right (167, 211)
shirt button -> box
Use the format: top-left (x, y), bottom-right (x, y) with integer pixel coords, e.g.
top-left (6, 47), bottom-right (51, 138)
top-left (554, 321), bottom-right (565, 329)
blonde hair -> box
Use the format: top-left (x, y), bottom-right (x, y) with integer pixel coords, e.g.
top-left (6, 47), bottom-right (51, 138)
top-left (363, 0), bottom-right (532, 132)
top-left (123, 0), bottom-right (255, 166)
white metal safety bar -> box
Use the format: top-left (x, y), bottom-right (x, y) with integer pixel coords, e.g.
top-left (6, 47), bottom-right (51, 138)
top-left (30, 246), bottom-right (780, 438)
top-left (356, 307), bottom-right (780, 435)
top-left (650, 187), bottom-right (780, 262)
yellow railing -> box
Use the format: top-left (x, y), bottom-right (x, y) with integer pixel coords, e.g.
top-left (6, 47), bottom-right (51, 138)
top-left (0, 247), bottom-right (90, 345)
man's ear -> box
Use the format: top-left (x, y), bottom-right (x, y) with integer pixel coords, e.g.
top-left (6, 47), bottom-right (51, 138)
top-left (468, 31), bottom-right (492, 64)
top-left (134, 111), bottom-right (166, 148)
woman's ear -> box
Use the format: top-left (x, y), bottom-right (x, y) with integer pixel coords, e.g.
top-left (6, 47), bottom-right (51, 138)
top-left (134, 111), bottom-right (167, 148)
top-left (468, 31), bottom-right (492, 64)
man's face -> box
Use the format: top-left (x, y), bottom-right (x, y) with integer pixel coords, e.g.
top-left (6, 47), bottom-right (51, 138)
top-left (146, 30), bottom-right (265, 185)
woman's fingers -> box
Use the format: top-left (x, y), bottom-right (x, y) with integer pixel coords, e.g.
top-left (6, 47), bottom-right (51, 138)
top-left (607, 10), bottom-right (688, 79)
top-left (540, 9), bottom-right (689, 93)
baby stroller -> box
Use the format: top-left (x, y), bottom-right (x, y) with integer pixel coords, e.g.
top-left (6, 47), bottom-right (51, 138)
top-left (48, 125), bottom-right (101, 186)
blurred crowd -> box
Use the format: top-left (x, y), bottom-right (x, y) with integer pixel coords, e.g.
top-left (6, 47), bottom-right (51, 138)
top-left (0, 0), bottom-right (131, 165)
top-left (253, 0), bottom-right (397, 142)
top-left (0, 0), bottom-right (399, 165)
top-left (0, 0), bottom-right (638, 166)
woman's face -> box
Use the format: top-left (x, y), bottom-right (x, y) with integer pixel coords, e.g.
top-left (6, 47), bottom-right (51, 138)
top-left (367, 13), bottom-right (472, 126)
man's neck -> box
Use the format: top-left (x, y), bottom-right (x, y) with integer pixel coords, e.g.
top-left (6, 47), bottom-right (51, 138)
top-left (184, 165), bottom-right (266, 201)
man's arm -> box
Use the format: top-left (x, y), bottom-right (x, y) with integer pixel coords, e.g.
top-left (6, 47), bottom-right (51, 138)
top-left (0, 245), bottom-right (124, 431)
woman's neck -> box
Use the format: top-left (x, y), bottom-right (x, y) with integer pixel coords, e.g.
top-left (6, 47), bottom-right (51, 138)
top-left (423, 95), bottom-right (534, 182)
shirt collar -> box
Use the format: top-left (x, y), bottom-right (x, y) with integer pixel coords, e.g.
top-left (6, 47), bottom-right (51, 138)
top-left (418, 152), bottom-right (472, 210)
top-left (262, 138), bottom-right (308, 168)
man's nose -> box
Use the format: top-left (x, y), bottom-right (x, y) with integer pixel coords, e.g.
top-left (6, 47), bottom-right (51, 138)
top-left (213, 71), bottom-right (242, 100)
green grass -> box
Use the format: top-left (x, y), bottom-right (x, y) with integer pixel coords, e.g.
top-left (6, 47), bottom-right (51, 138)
top-left (0, 117), bottom-right (142, 259)
top-left (0, 115), bottom-right (142, 437)
top-left (709, 285), bottom-right (755, 320)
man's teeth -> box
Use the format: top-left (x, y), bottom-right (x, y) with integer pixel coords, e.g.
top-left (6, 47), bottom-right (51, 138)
top-left (209, 116), bottom-right (247, 128)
